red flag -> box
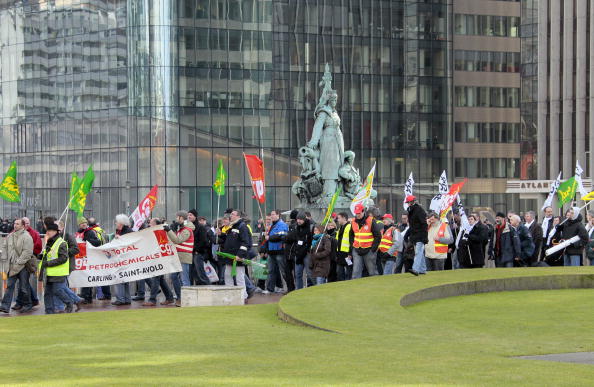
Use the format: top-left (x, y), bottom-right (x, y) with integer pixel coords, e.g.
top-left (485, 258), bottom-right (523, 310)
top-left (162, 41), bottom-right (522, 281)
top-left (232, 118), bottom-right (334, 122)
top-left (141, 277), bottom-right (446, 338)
top-left (131, 185), bottom-right (159, 231)
top-left (439, 179), bottom-right (467, 218)
top-left (244, 154), bottom-right (266, 204)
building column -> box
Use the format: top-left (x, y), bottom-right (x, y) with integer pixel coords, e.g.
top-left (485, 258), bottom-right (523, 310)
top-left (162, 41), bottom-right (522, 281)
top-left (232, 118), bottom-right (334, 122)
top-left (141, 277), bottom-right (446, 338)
top-left (576, 0), bottom-right (587, 175)
top-left (537, 0), bottom-right (548, 180)
top-left (549, 0), bottom-right (561, 179)
top-left (590, 0), bottom-right (594, 179)
top-left (562, 0), bottom-right (574, 178)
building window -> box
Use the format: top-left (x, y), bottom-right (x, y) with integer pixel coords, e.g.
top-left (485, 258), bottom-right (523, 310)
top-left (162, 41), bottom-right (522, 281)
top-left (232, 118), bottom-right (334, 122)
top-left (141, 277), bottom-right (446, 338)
top-left (454, 122), bottom-right (519, 143)
top-left (454, 14), bottom-right (520, 37)
top-left (455, 87), bottom-right (520, 108)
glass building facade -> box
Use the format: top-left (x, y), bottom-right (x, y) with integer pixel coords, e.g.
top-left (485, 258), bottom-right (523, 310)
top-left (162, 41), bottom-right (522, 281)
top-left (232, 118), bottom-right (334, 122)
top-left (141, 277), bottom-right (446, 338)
top-left (0, 0), bottom-right (451, 228)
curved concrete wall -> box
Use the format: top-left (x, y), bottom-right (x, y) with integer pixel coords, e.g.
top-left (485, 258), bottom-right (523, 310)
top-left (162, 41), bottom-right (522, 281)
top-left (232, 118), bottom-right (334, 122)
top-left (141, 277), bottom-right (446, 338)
top-left (400, 274), bottom-right (594, 307)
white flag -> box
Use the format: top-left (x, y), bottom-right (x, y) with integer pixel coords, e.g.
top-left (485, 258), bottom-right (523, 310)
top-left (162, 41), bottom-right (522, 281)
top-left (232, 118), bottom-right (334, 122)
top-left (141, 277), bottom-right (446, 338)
top-left (350, 163), bottom-right (376, 215)
top-left (575, 160), bottom-right (589, 197)
top-left (403, 172), bottom-right (414, 210)
top-left (430, 171), bottom-right (449, 212)
top-left (541, 172), bottom-right (562, 211)
top-left (455, 196), bottom-right (472, 249)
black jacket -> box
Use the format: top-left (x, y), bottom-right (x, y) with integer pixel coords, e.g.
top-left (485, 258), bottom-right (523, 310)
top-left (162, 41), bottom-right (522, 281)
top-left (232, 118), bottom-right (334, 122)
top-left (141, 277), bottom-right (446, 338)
top-left (116, 225), bottom-right (133, 237)
top-left (193, 222), bottom-right (211, 256)
top-left (526, 222), bottom-right (543, 264)
top-left (557, 214), bottom-right (589, 255)
top-left (285, 219), bottom-right (312, 264)
top-left (62, 232), bottom-right (80, 273)
top-left (407, 204), bottom-right (428, 244)
top-left (458, 223), bottom-right (487, 267)
top-left (79, 228), bottom-right (101, 247)
top-left (221, 219), bottom-right (251, 266)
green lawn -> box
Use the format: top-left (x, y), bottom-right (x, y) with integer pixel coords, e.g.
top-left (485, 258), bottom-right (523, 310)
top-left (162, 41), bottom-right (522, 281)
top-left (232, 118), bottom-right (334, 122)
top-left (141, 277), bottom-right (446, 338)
top-left (2, 267), bottom-right (594, 386)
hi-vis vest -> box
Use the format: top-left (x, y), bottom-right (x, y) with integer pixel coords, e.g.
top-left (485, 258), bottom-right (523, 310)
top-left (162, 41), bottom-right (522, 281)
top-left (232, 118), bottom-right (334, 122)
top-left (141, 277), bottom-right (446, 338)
top-left (176, 226), bottom-right (194, 254)
top-left (336, 223), bottom-right (352, 252)
top-left (352, 217), bottom-right (373, 249)
top-left (91, 225), bottom-right (106, 244)
top-left (379, 226), bottom-right (395, 253)
top-left (39, 237), bottom-right (69, 277)
top-left (434, 223), bottom-right (449, 254)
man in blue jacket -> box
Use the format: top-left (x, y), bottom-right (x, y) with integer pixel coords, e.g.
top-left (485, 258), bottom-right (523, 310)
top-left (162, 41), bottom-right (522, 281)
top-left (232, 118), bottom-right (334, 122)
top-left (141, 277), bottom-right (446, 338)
top-left (264, 210), bottom-right (289, 294)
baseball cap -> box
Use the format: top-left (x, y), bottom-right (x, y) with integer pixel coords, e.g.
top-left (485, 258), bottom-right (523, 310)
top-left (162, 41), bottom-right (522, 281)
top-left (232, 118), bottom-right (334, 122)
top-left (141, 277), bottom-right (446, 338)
top-left (405, 195), bottom-right (416, 203)
top-left (353, 203), bottom-right (365, 214)
top-left (382, 214), bottom-right (393, 220)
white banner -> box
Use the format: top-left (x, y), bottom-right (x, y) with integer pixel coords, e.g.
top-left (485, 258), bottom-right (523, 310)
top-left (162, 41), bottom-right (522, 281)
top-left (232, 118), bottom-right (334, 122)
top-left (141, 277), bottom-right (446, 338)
top-left (403, 172), bottom-right (414, 210)
top-left (541, 171), bottom-right (562, 211)
top-left (69, 225), bottom-right (182, 287)
top-left (575, 161), bottom-right (589, 197)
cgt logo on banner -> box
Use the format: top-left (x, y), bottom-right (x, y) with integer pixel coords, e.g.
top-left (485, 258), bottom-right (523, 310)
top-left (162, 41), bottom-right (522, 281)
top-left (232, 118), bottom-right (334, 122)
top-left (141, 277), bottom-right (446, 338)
top-left (69, 225), bottom-right (182, 287)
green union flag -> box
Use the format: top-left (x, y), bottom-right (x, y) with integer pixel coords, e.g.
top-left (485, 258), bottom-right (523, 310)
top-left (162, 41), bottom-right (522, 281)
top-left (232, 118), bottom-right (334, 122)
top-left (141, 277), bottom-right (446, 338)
top-left (213, 159), bottom-right (226, 196)
top-left (557, 176), bottom-right (577, 207)
top-left (69, 165), bottom-right (95, 215)
top-left (0, 161), bottom-right (20, 203)
top-left (322, 187), bottom-right (341, 225)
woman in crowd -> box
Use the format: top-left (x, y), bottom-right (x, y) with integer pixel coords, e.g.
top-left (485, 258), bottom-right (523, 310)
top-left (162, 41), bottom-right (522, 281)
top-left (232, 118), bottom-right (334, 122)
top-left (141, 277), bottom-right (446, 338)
top-left (309, 224), bottom-right (334, 285)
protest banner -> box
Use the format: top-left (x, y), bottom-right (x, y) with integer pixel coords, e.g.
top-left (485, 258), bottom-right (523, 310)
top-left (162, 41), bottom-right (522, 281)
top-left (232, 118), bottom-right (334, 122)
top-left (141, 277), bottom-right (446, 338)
top-left (69, 225), bottom-right (182, 287)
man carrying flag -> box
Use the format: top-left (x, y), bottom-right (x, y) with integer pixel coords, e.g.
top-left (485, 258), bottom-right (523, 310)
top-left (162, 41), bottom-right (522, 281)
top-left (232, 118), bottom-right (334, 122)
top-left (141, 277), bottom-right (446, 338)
top-left (0, 161), bottom-right (21, 203)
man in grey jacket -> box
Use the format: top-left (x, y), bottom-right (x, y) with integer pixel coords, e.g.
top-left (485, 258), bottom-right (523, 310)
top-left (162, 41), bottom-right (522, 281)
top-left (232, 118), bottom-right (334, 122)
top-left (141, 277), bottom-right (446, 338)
top-left (0, 219), bottom-right (34, 313)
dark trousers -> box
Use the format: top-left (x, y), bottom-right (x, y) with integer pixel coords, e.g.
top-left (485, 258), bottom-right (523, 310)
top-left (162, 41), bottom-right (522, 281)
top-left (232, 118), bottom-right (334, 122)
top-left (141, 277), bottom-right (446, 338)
top-left (336, 264), bottom-right (353, 281)
top-left (149, 275), bottom-right (174, 302)
top-left (192, 253), bottom-right (211, 285)
top-left (285, 259), bottom-right (296, 292)
top-left (81, 286), bottom-right (111, 301)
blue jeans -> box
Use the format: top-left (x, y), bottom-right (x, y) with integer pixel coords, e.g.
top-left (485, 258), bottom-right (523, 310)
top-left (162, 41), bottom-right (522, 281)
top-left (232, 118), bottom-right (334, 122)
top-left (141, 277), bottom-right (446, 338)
top-left (383, 259), bottom-right (396, 275)
top-left (54, 282), bottom-right (82, 311)
top-left (171, 271), bottom-right (182, 300)
top-left (564, 254), bottom-right (581, 266)
top-left (267, 253), bottom-right (287, 292)
top-left (1, 269), bottom-right (31, 310)
top-left (181, 263), bottom-right (192, 287)
top-left (44, 281), bottom-right (72, 314)
top-left (295, 255), bottom-right (314, 289)
top-left (245, 274), bottom-right (256, 294)
top-left (352, 250), bottom-right (378, 278)
top-left (412, 242), bottom-right (427, 273)
top-left (116, 282), bottom-right (131, 303)
top-left (315, 277), bottom-right (327, 285)
top-left (148, 275), bottom-right (174, 302)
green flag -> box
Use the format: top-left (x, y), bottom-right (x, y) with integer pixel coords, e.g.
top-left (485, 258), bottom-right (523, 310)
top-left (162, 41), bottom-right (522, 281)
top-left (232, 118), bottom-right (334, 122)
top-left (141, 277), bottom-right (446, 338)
top-left (0, 161), bottom-right (20, 203)
top-left (322, 187), bottom-right (341, 225)
top-left (213, 159), bottom-right (226, 196)
top-left (557, 177), bottom-right (577, 207)
top-left (69, 165), bottom-right (95, 215)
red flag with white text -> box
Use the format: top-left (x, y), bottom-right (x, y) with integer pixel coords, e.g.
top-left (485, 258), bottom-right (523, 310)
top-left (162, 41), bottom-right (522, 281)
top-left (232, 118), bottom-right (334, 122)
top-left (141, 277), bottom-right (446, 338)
top-left (131, 185), bottom-right (159, 231)
top-left (243, 154), bottom-right (266, 204)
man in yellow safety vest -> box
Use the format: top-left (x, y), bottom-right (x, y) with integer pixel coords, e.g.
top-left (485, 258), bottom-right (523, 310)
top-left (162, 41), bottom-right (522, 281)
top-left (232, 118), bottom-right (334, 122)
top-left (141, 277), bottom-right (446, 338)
top-left (38, 222), bottom-right (74, 314)
top-left (425, 212), bottom-right (454, 271)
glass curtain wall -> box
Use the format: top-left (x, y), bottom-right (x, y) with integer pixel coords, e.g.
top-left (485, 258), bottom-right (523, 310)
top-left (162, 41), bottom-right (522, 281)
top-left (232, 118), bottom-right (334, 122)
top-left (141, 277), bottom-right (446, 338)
top-left (0, 0), bottom-right (452, 228)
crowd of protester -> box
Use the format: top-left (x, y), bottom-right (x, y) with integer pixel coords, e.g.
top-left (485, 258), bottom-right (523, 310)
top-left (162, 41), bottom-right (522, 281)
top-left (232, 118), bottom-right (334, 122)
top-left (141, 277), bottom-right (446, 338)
top-left (1, 195), bottom-right (593, 314)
